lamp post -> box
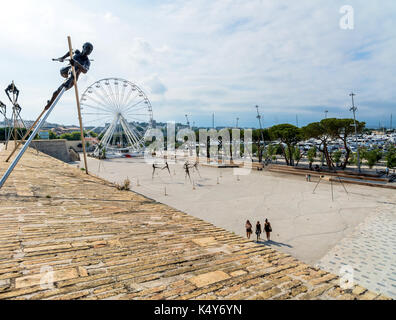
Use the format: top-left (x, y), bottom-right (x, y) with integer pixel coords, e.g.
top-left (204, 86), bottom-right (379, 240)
top-left (349, 92), bottom-right (360, 173)
top-left (255, 105), bottom-right (265, 163)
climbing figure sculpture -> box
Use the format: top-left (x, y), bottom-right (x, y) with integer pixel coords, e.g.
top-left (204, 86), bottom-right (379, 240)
top-left (0, 37), bottom-right (92, 189)
top-left (45, 42), bottom-right (93, 110)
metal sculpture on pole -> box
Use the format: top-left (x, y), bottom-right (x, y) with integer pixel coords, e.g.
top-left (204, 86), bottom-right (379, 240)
top-left (4, 82), bottom-right (27, 149)
top-left (0, 101), bottom-right (7, 149)
top-left (0, 37), bottom-right (93, 189)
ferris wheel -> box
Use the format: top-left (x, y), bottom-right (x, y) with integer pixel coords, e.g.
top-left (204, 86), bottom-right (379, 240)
top-left (80, 78), bottom-right (153, 157)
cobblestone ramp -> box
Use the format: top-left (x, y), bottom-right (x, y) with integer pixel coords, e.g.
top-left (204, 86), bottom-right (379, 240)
top-left (317, 209), bottom-right (396, 299)
top-left (0, 149), bottom-right (390, 300)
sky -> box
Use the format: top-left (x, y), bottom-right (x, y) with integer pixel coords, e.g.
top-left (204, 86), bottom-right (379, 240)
top-left (0, 0), bottom-right (395, 129)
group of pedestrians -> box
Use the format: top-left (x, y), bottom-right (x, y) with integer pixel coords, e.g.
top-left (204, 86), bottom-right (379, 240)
top-left (245, 219), bottom-right (272, 242)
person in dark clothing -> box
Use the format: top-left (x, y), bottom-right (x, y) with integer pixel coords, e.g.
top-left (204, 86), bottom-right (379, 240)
top-left (255, 221), bottom-right (262, 242)
top-left (245, 220), bottom-right (252, 239)
top-left (45, 42), bottom-right (93, 110)
top-left (264, 218), bottom-right (272, 241)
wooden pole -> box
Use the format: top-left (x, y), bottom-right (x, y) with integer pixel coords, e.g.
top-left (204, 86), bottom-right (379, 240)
top-left (67, 36), bottom-right (88, 175)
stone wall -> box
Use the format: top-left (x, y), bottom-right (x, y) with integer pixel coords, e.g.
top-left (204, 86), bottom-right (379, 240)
top-left (65, 141), bottom-right (83, 153)
top-left (29, 139), bottom-right (71, 163)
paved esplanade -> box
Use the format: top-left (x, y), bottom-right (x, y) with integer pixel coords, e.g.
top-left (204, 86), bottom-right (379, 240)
top-left (79, 155), bottom-right (396, 300)
top-left (0, 149), bottom-right (388, 299)
top-left (317, 208), bottom-right (396, 299)
top-left (81, 156), bottom-right (396, 264)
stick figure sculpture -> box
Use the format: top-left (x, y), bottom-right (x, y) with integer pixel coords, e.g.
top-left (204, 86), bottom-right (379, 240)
top-left (152, 162), bottom-right (171, 179)
top-left (0, 101), bottom-right (6, 116)
top-left (183, 161), bottom-right (201, 183)
top-left (0, 101), bottom-right (7, 147)
top-left (45, 42), bottom-right (93, 110)
top-left (4, 82), bottom-right (27, 148)
top-left (5, 83), bottom-right (19, 104)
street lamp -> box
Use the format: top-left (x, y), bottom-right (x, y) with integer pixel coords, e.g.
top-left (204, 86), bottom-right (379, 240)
top-left (349, 92), bottom-right (360, 173)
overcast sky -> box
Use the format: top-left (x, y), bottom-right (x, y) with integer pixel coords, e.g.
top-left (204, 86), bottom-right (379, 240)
top-left (0, 0), bottom-right (395, 128)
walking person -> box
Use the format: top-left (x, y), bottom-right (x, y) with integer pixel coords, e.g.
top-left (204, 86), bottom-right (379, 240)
top-left (264, 219), bottom-right (272, 241)
top-left (255, 221), bottom-right (262, 242)
top-left (245, 220), bottom-right (253, 240)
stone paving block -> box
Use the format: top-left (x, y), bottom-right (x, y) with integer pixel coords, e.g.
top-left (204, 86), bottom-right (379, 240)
top-left (352, 285), bottom-right (367, 296)
top-left (189, 271), bottom-right (231, 288)
top-left (230, 270), bottom-right (247, 277)
top-left (15, 268), bottom-right (79, 289)
top-left (192, 237), bottom-right (218, 247)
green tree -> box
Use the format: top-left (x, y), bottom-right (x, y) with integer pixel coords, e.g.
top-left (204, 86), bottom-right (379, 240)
top-left (59, 131), bottom-right (91, 141)
top-left (333, 119), bottom-right (365, 169)
top-left (269, 124), bottom-right (302, 166)
top-left (252, 128), bottom-right (270, 163)
top-left (332, 150), bottom-right (342, 166)
top-left (60, 133), bottom-right (72, 140)
top-left (49, 130), bottom-right (58, 139)
top-left (293, 146), bottom-right (303, 166)
top-left (362, 149), bottom-right (382, 169)
top-left (252, 143), bottom-right (258, 156)
top-left (302, 119), bottom-right (337, 170)
top-left (349, 152), bottom-right (355, 165)
top-left (385, 145), bottom-right (396, 169)
top-left (70, 131), bottom-right (82, 141)
top-left (265, 144), bottom-right (277, 162)
top-left (302, 121), bottom-right (332, 169)
top-left (307, 146), bottom-right (317, 170)
top-left (303, 118), bottom-right (365, 170)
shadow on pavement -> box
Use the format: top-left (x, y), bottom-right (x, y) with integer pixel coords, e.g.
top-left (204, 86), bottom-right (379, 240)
top-left (255, 239), bottom-right (293, 248)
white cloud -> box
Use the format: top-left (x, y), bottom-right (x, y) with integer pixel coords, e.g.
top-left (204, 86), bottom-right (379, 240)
top-left (0, 0), bottom-right (395, 128)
